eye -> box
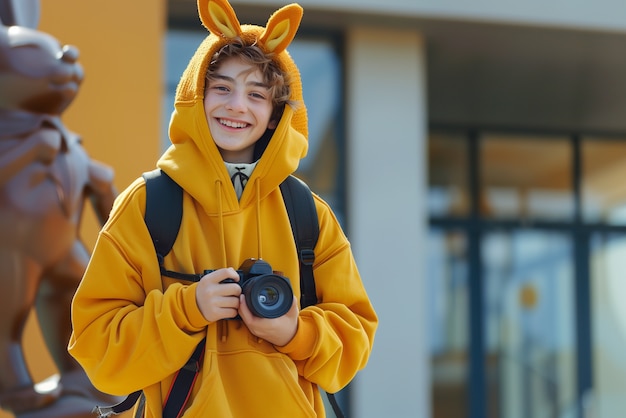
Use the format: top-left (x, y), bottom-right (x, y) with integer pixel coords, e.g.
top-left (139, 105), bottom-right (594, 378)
top-left (249, 91), bottom-right (268, 100)
top-left (210, 85), bottom-right (230, 93)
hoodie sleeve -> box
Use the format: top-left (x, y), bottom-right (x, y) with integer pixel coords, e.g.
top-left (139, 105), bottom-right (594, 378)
top-left (275, 196), bottom-right (378, 393)
top-left (68, 178), bottom-right (208, 395)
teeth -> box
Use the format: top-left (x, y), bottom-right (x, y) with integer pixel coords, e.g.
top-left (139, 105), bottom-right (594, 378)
top-left (220, 119), bottom-right (248, 128)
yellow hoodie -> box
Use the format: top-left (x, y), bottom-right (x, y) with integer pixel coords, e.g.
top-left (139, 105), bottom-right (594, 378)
top-left (68, 0), bottom-right (377, 417)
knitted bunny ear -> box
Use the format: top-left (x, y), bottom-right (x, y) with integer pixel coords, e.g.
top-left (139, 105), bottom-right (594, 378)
top-left (259, 3), bottom-right (303, 54)
top-left (198, 0), bottom-right (302, 54)
top-left (198, 0), bottom-right (242, 38)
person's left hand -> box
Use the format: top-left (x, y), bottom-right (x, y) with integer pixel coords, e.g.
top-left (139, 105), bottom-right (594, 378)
top-left (238, 295), bottom-right (299, 346)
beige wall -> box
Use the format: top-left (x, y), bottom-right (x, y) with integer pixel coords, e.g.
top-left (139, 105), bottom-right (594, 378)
top-left (0, 1), bottom-right (164, 416)
top-left (345, 27), bottom-right (429, 417)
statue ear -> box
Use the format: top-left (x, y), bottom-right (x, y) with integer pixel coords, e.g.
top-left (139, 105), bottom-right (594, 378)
top-left (259, 3), bottom-right (303, 54)
top-left (0, 0), bottom-right (40, 28)
top-left (198, 0), bottom-right (241, 38)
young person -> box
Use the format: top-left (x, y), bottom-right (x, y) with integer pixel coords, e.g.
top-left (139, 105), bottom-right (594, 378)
top-left (68, 0), bottom-right (377, 416)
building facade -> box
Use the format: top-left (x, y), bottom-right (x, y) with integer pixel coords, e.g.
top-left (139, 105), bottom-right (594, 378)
top-left (207, 2), bottom-right (624, 418)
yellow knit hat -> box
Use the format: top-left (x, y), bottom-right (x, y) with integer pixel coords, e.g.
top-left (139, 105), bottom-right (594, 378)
top-left (175, 0), bottom-right (308, 140)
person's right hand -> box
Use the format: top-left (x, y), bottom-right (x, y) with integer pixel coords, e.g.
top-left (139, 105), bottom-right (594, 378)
top-left (195, 267), bottom-right (241, 322)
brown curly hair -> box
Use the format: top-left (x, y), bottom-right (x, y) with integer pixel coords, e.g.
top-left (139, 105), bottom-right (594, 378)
top-left (206, 40), bottom-right (298, 122)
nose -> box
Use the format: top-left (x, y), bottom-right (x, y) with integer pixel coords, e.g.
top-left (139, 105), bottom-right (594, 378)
top-left (61, 45), bottom-right (80, 64)
top-left (58, 45), bottom-right (84, 83)
top-left (225, 92), bottom-right (247, 112)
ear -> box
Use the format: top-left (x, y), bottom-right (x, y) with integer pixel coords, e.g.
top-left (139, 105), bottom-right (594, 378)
top-left (0, 0), bottom-right (40, 28)
top-left (259, 3), bottom-right (303, 54)
top-left (198, 0), bottom-right (241, 38)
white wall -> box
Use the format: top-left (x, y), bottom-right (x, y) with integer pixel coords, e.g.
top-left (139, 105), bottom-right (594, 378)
top-left (345, 27), bottom-right (430, 418)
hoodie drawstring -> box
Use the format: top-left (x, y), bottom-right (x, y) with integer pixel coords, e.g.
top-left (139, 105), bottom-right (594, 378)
top-left (215, 179), bottom-right (228, 268)
top-left (255, 179), bottom-right (263, 260)
top-left (215, 180), bottom-right (230, 343)
top-left (218, 320), bottom-right (228, 342)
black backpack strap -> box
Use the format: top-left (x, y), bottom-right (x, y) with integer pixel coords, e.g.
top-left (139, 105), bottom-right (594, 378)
top-left (143, 169), bottom-right (202, 282)
top-left (280, 175), bottom-right (319, 309)
top-left (92, 391), bottom-right (143, 417)
top-left (162, 338), bottom-right (206, 418)
top-left (280, 176), bottom-right (345, 418)
top-left (92, 170), bottom-right (190, 417)
top-left (93, 337), bottom-right (205, 418)
top-left (143, 169), bottom-right (182, 261)
top-left (111, 171), bottom-right (202, 418)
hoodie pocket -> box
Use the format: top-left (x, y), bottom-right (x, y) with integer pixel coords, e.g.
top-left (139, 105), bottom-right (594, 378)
top-left (188, 349), bottom-right (317, 418)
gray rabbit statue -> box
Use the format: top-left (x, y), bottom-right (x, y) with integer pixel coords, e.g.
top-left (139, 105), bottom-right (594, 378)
top-left (0, 0), bottom-right (122, 416)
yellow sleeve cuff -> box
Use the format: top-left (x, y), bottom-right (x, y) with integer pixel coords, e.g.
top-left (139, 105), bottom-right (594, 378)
top-left (275, 315), bottom-right (317, 360)
top-left (182, 283), bottom-right (211, 330)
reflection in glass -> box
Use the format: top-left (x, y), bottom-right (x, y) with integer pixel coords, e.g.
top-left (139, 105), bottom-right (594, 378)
top-left (428, 133), bottom-right (469, 217)
top-left (591, 234), bottom-right (626, 418)
top-left (428, 230), bottom-right (469, 418)
top-left (481, 135), bottom-right (573, 220)
top-left (582, 139), bottom-right (626, 225)
top-left (483, 231), bottom-right (576, 418)
top-left (288, 40), bottom-right (342, 206)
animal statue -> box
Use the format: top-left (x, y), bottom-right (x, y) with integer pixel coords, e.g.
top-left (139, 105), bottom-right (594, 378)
top-left (0, 0), bottom-right (121, 416)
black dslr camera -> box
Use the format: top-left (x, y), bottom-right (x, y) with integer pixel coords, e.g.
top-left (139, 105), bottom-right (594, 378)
top-left (209, 258), bottom-right (293, 319)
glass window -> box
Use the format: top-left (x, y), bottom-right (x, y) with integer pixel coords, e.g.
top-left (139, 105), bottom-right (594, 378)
top-left (430, 129), bottom-right (626, 418)
top-left (428, 133), bottom-right (470, 217)
top-left (582, 138), bottom-right (626, 225)
top-left (480, 135), bottom-right (573, 221)
top-left (428, 230), bottom-right (469, 418)
top-left (590, 233), bottom-right (626, 418)
top-left (287, 39), bottom-right (343, 216)
top-left (483, 230), bottom-right (576, 418)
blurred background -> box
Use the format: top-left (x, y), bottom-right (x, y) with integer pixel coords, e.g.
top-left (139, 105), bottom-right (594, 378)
top-left (9, 0), bottom-right (626, 417)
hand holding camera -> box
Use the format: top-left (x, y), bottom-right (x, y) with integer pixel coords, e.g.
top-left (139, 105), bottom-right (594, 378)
top-left (195, 267), bottom-right (242, 323)
top-left (238, 291), bottom-right (299, 347)
top-left (195, 259), bottom-right (298, 345)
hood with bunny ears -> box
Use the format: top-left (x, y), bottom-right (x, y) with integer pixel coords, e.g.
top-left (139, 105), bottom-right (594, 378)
top-left (159, 0), bottom-right (308, 212)
top-left (176, 0), bottom-right (307, 139)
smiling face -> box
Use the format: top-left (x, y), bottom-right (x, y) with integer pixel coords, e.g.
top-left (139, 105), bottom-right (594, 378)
top-left (204, 56), bottom-right (277, 163)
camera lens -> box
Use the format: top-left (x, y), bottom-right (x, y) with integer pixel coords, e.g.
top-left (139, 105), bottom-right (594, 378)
top-left (242, 274), bottom-right (293, 318)
top-left (258, 286), bottom-right (279, 306)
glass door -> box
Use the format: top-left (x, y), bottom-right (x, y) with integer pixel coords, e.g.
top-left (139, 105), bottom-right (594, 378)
top-left (483, 230), bottom-right (576, 418)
